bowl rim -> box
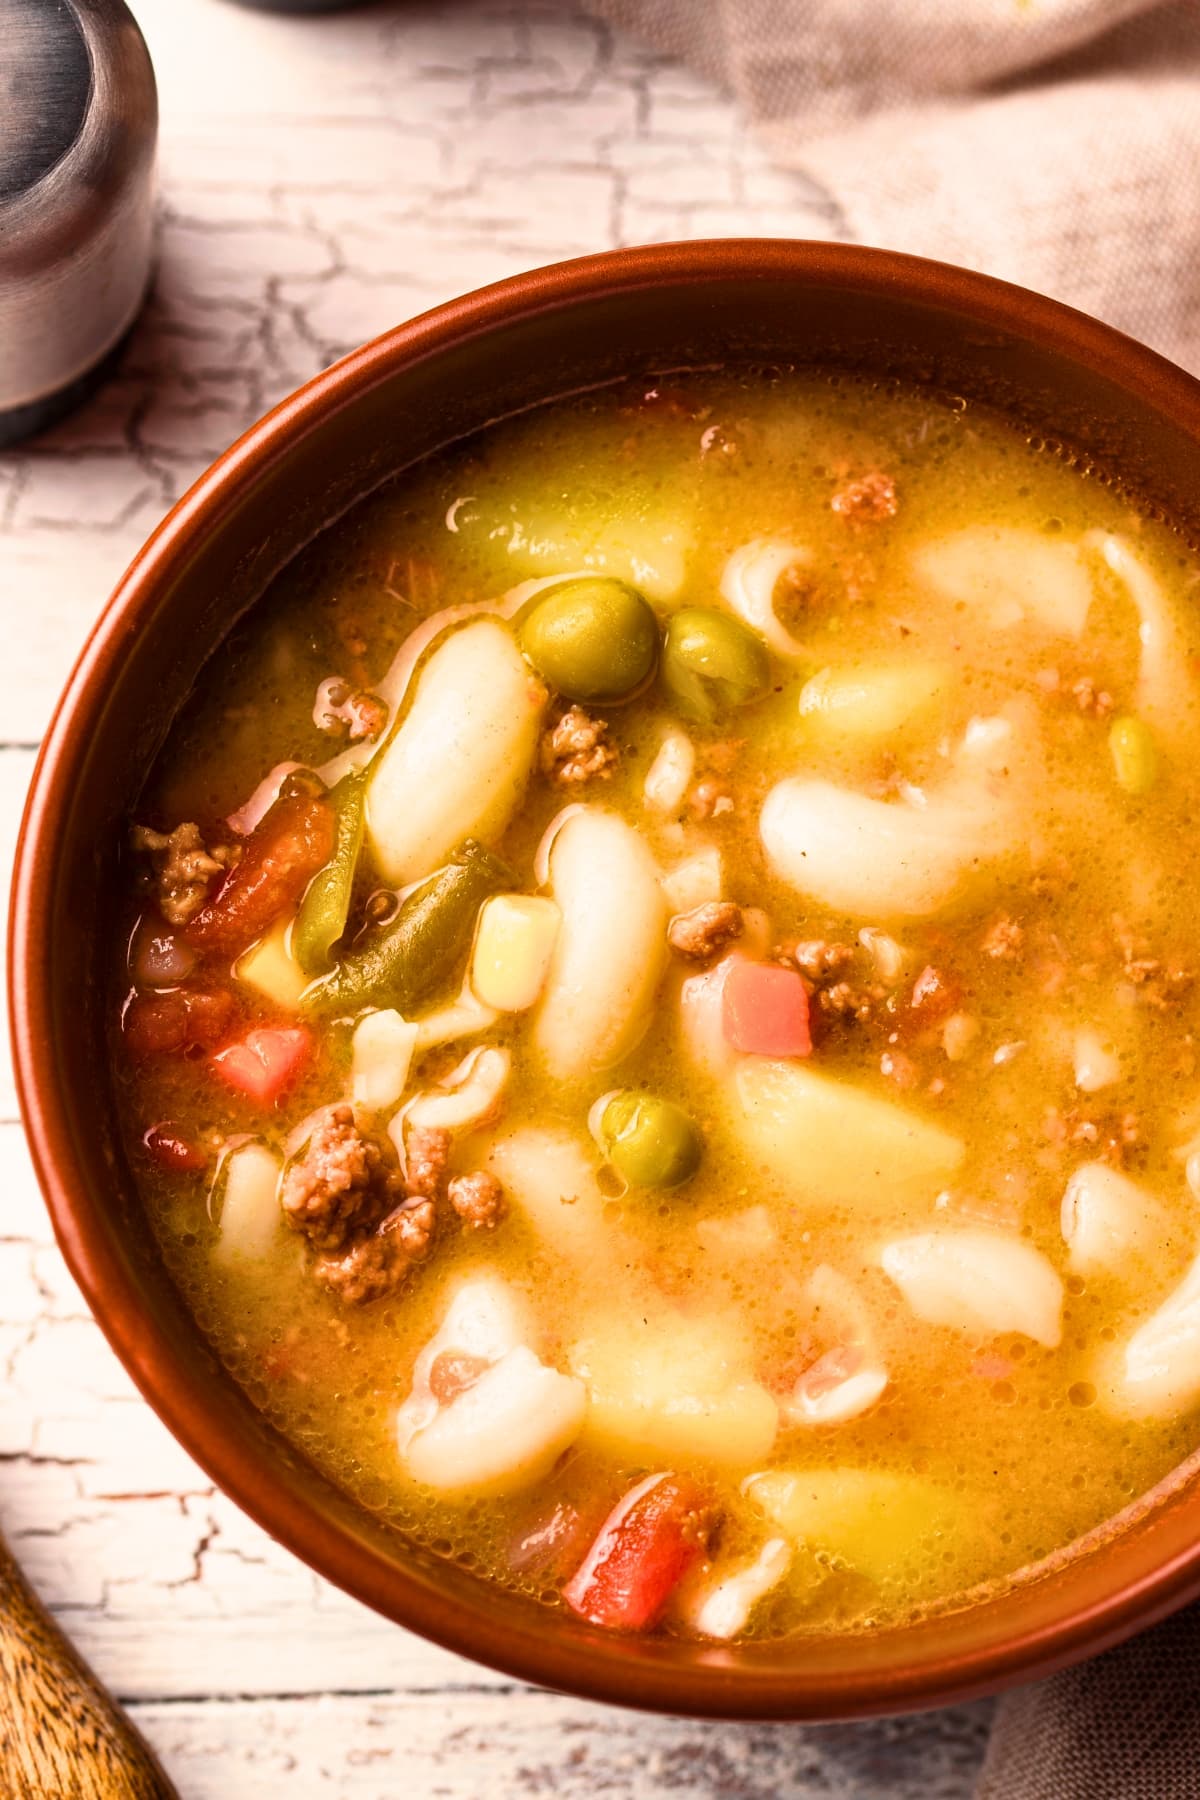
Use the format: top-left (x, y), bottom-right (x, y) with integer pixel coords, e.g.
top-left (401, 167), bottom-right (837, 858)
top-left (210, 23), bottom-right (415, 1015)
top-left (12, 238), bottom-right (1200, 1720)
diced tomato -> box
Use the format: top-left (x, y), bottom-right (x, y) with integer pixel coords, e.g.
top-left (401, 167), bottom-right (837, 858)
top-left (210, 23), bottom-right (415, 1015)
top-left (721, 960), bottom-right (812, 1058)
top-left (508, 1500), bottom-right (595, 1582)
top-left (211, 1025), bottom-right (312, 1104)
top-left (903, 964), bottom-right (963, 1034)
top-left (562, 1472), bottom-right (710, 1632)
top-left (187, 791), bottom-right (335, 958)
top-left (142, 1122), bottom-right (208, 1172)
top-left (122, 986), bottom-right (235, 1057)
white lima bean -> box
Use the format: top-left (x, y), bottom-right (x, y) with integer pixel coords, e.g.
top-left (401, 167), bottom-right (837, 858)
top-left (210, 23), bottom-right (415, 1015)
top-left (397, 1274), bottom-right (586, 1494)
top-left (880, 1229), bottom-right (1063, 1347)
top-left (396, 1273), bottom-right (527, 1450)
top-left (660, 845), bottom-right (723, 914)
top-left (1060, 1162), bottom-right (1177, 1281)
top-left (1108, 1254), bottom-right (1200, 1418)
top-left (366, 619), bottom-right (544, 884)
top-left (403, 1349), bottom-right (586, 1495)
top-left (534, 806), bottom-right (667, 1077)
top-left (1084, 533), bottom-right (1194, 742)
top-left (783, 1265), bottom-right (888, 1427)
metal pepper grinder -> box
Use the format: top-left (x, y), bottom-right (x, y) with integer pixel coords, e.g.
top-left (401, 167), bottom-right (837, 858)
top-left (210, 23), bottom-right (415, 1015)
top-left (0, 0), bottom-right (157, 448)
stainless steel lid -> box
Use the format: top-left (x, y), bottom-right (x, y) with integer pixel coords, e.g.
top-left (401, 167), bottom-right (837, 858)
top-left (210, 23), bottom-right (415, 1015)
top-left (0, 0), bottom-right (157, 444)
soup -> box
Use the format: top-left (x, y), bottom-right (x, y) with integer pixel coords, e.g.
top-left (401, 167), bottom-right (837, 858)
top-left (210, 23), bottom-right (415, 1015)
top-left (113, 369), bottom-right (1200, 1642)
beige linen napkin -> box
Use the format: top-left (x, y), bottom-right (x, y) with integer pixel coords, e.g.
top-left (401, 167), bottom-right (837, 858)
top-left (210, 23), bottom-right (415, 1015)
top-left (590, 0), bottom-right (1200, 372)
top-left (584, 1), bottom-right (1200, 1790)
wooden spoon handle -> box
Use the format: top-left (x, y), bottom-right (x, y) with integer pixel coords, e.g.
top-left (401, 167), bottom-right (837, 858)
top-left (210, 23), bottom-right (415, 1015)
top-left (0, 1527), bottom-right (177, 1798)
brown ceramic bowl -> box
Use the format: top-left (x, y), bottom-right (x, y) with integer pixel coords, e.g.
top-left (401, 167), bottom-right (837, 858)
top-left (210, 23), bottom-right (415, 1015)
top-left (12, 241), bottom-right (1200, 1720)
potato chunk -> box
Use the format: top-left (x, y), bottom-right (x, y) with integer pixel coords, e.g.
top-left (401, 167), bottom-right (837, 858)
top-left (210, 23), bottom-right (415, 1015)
top-left (569, 1315), bottom-right (778, 1470)
top-left (746, 1467), bottom-right (967, 1588)
top-left (733, 1060), bottom-right (963, 1211)
top-left (471, 894), bottom-right (561, 1012)
top-left (213, 1143), bottom-right (282, 1263)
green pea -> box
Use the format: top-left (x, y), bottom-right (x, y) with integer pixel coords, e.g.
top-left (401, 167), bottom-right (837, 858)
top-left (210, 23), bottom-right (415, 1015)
top-left (599, 1091), bottom-right (703, 1190)
top-left (518, 577), bottom-right (658, 701)
top-left (660, 607), bottom-right (770, 724)
top-left (1108, 714), bottom-right (1158, 795)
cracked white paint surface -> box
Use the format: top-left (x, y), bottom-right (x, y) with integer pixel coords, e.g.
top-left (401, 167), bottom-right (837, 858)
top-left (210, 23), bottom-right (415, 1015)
top-left (0, 1), bottom-right (990, 1792)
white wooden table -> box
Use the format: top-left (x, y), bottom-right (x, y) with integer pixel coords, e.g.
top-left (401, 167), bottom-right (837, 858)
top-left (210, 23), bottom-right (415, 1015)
top-left (0, 1), bottom-right (994, 1790)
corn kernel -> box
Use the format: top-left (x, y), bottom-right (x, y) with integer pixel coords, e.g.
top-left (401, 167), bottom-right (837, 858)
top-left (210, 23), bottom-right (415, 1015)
top-left (472, 895), bottom-right (561, 1012)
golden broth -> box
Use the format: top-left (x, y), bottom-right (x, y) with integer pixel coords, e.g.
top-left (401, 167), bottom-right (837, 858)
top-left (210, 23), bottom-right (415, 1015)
top-left (114, 368), bottom-right (1200, 1639)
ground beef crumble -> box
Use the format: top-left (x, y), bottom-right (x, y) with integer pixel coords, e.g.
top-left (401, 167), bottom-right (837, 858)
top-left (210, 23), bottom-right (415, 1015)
top-left (1112, 914), bottom-right (1193, 1010)
top-left (1044, 1104), bottom-right (1143, 1168)
top-left (667, 901), bottom-right (744, 962)
top-left (447, 1171), bottom-right (507, 1231)
top-left (776, 938), bottom-right (887, 1026)
top-left (830, 470), bottom-right (898, 521)
top-left (131, 822), bottom-right (238, 927)
top-left (540, 706), bottom-right (618, 784)
top-left (314, 1198), bottom-right (436, 1304)
top-left (280, 1104), bottom-right (405, 1254)
top-left (685, 778), bottom-right (734, 821)
top-left (981, 914), bottom-right (1024, 960)
top-left (786, 940), bottom-right (856, 982)
top-left (405, 1125), bottom-right (452, 1201)
top-left (1070, 676), bottom-right (1114, 718)
top-left (282, 1109), bottom-right (512, 1302)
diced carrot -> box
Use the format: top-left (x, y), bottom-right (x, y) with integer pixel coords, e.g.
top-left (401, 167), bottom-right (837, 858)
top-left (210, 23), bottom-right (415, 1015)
top-left (187, 791), bottom-right (335, 959)
top-left (562, 1472), bottom-right (710, 1632)
top-left (721, 960), bottom-right (812, 1058)
top-left (211, 1025), bottom-right (312, 1104)
top-left (122, 986), bottom-right (235, 1057)
top-left (142, 1122), bottom-right (208, 1172)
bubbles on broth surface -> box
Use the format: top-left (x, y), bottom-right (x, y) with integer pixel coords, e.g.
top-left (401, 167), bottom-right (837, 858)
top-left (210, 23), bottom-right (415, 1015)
top-left (114, 365), bottom-right (1200, 1638)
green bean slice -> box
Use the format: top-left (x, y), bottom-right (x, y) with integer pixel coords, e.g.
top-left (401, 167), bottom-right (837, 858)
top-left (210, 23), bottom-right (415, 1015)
top-left (293, 770), bottom-right (366, 977)
top-left (302, 839), bottom-right (512, 1017)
